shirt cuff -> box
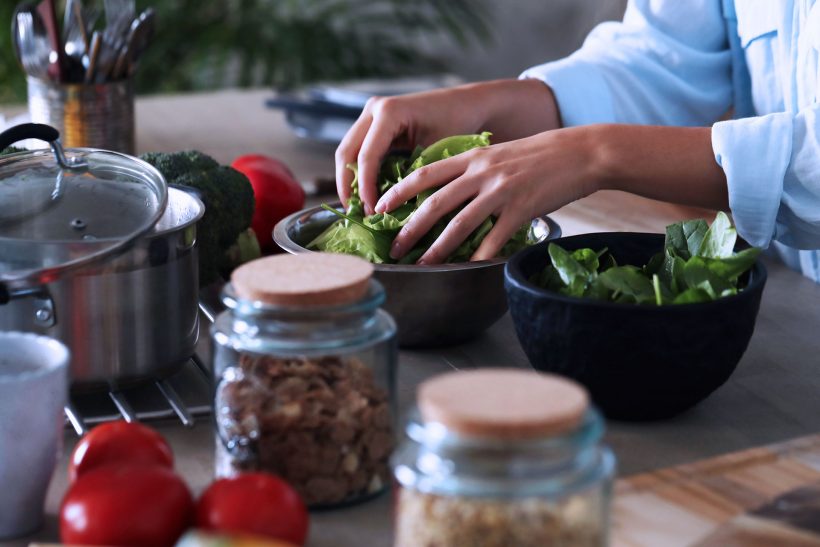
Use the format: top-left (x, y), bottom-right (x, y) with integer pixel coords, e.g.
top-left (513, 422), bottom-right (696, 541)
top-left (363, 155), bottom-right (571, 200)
top-left (520, 57), bottom-right (616, 127)
top-left (712, 112), bottom-right (793, 248)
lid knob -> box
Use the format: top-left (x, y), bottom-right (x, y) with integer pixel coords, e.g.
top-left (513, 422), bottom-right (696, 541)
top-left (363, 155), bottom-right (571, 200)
top-left (231, 253), bottom-right (375, 308)
top-left (418, 369), bottom-right (589, 439)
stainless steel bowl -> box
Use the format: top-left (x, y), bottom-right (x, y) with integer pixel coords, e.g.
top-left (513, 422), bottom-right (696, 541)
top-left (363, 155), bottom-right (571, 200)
top-left (274, 204), bottom-right (561, 347)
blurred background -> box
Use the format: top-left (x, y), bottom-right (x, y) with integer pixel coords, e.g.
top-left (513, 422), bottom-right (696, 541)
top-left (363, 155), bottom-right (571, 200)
top-left (0, 0), bottom-right (628, 104)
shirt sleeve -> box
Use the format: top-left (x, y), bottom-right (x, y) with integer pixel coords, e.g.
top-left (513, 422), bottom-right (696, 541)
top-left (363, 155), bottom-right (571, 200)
top-left (520, 0), bottom-right (733, 128)
top-left (713, 106), bottom-right (820, 249)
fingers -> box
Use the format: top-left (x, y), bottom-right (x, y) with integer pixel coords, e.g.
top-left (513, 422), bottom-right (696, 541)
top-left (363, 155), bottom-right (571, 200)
top-left (357, 113), bottom-right (402, 215)
top-left (389, 171), bottom-right (476, 260)
top-left (470, 213), bottom-right (526, 262)
top-left (417, 196), bottom-right (498, 265)
top-left (375, 155), bottom-right (468, 214)
top-left (335, 112), bottom-right (373, 207)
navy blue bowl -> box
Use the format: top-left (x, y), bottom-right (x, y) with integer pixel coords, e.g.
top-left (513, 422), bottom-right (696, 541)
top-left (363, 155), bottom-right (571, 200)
top-left (504, 232), bottom-right (767, 421)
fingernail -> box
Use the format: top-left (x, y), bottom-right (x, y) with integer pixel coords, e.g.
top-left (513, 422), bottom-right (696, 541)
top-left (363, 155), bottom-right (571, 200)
top-left (374, 200), bottom-right (386, 213)
top-left (417, 259), bottom-right (426, 265)
top-left (390, 242), bottom-right (401, 259)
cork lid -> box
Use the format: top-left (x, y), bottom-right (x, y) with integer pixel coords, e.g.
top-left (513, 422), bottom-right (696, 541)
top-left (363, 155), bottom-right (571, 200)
top-left (418, 369), bottom-right (589, 439)
top-left (230, 253), bottom-right (374, 308)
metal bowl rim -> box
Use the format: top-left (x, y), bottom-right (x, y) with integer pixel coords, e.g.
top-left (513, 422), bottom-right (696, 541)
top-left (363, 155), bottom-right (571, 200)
top-left (273, 203), bottom-right (561, 273)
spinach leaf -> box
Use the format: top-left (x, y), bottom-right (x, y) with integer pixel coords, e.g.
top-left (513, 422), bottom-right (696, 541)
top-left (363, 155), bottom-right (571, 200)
top-left (651, 274), bottom-right (675, 306)
top-left (530, 264), bottom-right (564, 292)
top-left (665, 219), bottom-right (708, 260)
top-left (532, 213), bottom-right (759, 305)
top-left (585, 277), bottom-right (613, 300)
top-left (701, 248), bottom-right (761, 280)
top-left (548, 243), bottom-right (593, 287)
top-left (643, 252), bottom-right (664, 277)
top-left (571, 248), bottom-right (601, 273)
top-left (598, 266), bottom-right (656, 304)
top-left (672, 287), bottom-right (713, 304)
top-left (681, 256), bottom-right (735, 295)
top-left (699, 211), bottom-right (736, 259)
top-left (601, 253), bottom-right (618, 271)
top-left (659, 250), bottom-right (687, 294)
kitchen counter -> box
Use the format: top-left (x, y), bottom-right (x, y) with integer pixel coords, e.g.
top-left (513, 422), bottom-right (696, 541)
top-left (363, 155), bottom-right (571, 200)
top-left (3, 89), bottom-right (820, 546)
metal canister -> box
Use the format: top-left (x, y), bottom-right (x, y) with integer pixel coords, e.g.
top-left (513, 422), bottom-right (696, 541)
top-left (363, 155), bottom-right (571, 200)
top-left (27, 76), bottom-right (135, 155)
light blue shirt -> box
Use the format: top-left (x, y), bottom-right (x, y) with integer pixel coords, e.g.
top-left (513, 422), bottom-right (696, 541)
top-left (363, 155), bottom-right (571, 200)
top-left (521, 0), bottom-right (820, 282)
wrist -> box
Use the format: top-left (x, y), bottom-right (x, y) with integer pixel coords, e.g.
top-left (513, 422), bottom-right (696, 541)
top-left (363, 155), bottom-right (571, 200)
top-left (576, 124), bottom-right (618, 195)
top-left (469, 79), bottom-right (561, 141)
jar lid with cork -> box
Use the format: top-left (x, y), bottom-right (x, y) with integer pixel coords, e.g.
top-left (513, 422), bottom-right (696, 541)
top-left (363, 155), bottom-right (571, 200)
top-left (211, 253), bottom-right (397, 508)
top-left (393, 368), bottom-right (616, 547)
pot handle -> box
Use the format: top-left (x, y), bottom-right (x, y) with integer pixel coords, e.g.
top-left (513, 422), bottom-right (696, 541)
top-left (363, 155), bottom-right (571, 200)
top-left (0, 123), bottom-right (59, 150)
top-left (0, 285), bottom-right (57, 327)
top-left (0, 123), bottom-right (86, 171)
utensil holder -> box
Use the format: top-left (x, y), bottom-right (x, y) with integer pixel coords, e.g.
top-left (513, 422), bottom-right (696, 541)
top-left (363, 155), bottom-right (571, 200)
top-left (27, 76), bottom-right (135, 154)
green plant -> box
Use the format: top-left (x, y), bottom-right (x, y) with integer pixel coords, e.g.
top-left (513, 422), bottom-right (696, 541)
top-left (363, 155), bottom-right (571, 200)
top-left (532, 212), bottom-right (761, 305)
top-left (1, 0), bottom-right (490, 103)
top-left (0, 3), bottom-right (26, 103)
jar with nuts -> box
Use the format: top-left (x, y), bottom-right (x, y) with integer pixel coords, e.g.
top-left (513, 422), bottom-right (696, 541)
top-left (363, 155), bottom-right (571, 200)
top-left (211, 253), bottom-right (397, 508)
top-left (392, 369), bottom-right (616, 547)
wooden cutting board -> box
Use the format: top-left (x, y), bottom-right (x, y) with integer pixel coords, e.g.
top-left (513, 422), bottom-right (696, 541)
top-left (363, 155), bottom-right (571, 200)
top-left (613, 434), bottom-right (820, 546)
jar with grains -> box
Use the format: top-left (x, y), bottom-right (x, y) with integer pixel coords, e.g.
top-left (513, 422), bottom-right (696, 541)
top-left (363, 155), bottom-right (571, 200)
top-left (211, 253), bottom-right (397, 508)
top-left (392, 369), bottom-right (615, 547)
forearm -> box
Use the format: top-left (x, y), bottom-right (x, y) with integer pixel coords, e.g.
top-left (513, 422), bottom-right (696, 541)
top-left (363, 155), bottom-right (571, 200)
top-left (471, 79), bottom-right (561, 142)
top-left (590, 124), bottom-right (728, 211)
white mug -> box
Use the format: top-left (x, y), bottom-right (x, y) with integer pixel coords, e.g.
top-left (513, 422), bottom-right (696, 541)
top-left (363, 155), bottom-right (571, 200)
top-left (0, 332), bottom-right (68, 539)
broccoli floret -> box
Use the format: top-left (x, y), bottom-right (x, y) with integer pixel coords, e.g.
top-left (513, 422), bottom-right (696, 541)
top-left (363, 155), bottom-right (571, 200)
top-left (141, 151), bottom-right (256, 286)
top-left (140, 150), bottom-right (219, 180)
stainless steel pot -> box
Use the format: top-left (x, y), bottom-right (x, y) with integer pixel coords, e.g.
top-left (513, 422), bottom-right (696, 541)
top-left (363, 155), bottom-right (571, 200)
top-left (0, 124), bottom-right (203, 389)
top-left (0, 187), bottom-right (203, 388)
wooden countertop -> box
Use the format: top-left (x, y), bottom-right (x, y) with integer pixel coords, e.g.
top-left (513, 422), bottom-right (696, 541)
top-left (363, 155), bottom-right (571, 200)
top-left (3, 89), bottom-right (820, 546)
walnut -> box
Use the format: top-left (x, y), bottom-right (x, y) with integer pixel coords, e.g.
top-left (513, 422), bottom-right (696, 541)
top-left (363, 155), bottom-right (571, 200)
top-left (216, 354), bottom-right (394, 506)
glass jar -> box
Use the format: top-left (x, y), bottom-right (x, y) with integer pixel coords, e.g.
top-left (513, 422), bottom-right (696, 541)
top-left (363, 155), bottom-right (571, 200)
top-left (211, 254), bottom-right (397, 508)
top-left (392, 369), bottom-right (615, 547)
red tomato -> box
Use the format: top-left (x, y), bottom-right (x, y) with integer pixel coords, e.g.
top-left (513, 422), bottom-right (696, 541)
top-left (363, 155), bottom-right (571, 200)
top-left (232, 154), bottom-right (306, 253)
top-left (196, 473), bottom-right (309, 546)
top-left (68, 420), bottom-right (173, 483)
top-left (60, 465), bottom-right (194, 547)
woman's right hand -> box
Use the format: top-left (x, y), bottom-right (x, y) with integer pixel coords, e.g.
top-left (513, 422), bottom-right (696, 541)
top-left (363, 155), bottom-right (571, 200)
top-left (335, 79), bottom-right (561, 215)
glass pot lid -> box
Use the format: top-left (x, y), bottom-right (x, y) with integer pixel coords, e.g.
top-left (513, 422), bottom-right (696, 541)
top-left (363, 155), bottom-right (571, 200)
top-left (0, 123), bottom-right (168, 294)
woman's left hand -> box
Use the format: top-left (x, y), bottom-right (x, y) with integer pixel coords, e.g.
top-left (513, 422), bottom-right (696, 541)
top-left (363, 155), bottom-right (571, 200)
top-left (375, 126), bottom-right (600, 264)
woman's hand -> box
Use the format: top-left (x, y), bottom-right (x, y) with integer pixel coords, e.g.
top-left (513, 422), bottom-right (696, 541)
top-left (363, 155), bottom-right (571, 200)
top-left (335, 79), bottom-right (560, 215)
top-left (376, 124), bottom-right (729, 264)
top-left (376, 127), bottom-right (600, 264)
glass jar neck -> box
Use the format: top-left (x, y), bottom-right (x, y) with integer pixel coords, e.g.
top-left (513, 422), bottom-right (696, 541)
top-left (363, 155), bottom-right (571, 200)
top-left (219, 280), bottom-right (394, 354)
top-left (394, 408), bottom-right (613, 499)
